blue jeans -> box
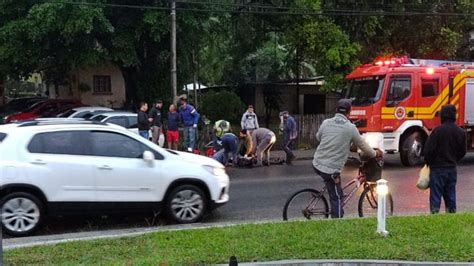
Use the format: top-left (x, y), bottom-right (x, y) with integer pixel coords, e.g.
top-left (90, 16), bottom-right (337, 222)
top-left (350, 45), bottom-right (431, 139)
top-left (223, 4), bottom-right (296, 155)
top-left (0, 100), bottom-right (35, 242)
top-left (183, 126), bottom-right (196, 151)
top-left (139, 130), bottom-right (149, 140)
top-left (314, 167), bottom-right (343, 218)
top-left (429, 167), bottom-right (457, 214)
top-left (282, 134), bottom-right (295, 162)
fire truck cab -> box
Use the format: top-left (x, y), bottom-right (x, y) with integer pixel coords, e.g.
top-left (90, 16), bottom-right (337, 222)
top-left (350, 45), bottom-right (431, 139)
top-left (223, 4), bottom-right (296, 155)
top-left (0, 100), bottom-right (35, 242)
top-left (345, 56), bottom-right (474, 166)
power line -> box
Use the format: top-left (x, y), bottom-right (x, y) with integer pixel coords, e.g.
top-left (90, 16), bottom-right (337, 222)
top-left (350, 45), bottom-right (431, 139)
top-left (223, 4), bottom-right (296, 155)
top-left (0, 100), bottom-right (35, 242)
top-left (44, 1), bottom-right (474, 17)
top-left (177, 0), bottom-right (467, 13)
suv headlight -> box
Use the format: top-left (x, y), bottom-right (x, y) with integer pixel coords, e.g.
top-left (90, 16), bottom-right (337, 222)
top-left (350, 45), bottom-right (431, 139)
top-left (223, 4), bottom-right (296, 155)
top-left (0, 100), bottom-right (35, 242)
top-left (203, 165), bottom-right (227, 176)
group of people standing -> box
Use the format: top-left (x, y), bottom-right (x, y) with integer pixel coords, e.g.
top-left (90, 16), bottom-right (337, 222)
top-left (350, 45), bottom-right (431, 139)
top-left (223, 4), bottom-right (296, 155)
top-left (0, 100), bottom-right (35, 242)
top-left (136, 94), bottom-right (199, 151)
top-left (212, 105), bottom-right (298, 167)
top-left (136, 98), bottom-right (298, 167)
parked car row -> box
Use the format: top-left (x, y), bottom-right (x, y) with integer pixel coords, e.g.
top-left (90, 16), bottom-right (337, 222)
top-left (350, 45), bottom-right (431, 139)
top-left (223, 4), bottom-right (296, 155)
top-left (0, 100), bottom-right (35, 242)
top-left (57, 106), bottom-right (113, 119)
top-left (0, 97), bottom-right (46, 124)
top-left (0, 97), bottom-right (163, 144)
top-left (1, 98), bottom-right (82, 123)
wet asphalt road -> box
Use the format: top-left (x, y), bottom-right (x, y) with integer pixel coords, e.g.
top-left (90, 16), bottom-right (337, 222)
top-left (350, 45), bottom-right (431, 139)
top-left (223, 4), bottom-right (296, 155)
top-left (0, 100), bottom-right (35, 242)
top-left (209, 153), bottom-right (474, 222)
top-left (4, 153), bottom-right (474, 240)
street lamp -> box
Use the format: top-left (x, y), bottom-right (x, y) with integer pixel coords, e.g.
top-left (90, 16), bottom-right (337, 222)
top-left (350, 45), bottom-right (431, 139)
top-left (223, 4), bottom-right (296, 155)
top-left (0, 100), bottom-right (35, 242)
top-left (376, 179), bottom-right (389, 236)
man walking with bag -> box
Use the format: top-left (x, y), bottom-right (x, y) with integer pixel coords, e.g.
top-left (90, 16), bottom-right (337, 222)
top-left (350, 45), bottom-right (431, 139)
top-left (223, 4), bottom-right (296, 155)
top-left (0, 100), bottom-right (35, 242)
top-left (423, 104), bottom-right (466, 214)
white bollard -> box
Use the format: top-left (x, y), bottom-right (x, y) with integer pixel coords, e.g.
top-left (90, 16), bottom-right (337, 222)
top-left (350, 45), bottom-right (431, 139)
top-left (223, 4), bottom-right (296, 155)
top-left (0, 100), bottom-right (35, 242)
top-left (376, 179), bottom-right (389, 236)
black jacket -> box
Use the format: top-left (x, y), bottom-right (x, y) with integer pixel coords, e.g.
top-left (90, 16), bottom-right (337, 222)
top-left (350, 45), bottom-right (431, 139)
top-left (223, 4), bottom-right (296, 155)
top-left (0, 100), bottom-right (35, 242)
top-left (138, 111), bottom-right (150, 131)
top-left (149, 107), bottom-right (162, 127)
top-left (423, 105), bottom-right (466, 168)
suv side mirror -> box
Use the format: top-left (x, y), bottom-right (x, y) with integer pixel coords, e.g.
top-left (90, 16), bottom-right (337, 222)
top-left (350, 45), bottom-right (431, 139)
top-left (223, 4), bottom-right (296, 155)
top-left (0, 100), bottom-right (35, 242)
top-left (143, 151), bottom-right (155, 164)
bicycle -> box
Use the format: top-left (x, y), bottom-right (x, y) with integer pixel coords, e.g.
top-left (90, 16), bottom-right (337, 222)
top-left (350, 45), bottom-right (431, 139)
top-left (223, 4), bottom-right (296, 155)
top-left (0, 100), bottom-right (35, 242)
top-left (282, 156), bottom-right (394, 220)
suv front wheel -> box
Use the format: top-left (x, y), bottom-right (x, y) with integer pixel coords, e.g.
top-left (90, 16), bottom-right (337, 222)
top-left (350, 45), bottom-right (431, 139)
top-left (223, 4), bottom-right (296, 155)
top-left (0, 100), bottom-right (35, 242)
top-left (1, 192), bottom-right (44, 237)
top-left (166, 185), bottom-right (207, 223)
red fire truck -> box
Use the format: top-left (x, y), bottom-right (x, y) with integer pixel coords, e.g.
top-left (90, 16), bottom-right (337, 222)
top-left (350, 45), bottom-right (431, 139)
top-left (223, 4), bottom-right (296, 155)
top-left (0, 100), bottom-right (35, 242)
top-left (345, 56), bottom-right (474, 166)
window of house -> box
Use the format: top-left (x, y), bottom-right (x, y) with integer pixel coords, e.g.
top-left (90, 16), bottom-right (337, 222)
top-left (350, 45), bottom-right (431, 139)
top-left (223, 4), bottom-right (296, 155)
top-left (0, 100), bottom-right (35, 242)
top-left (93, 75), bottom-right (112, 94)
top-left (422, 79), bottom-right (439, 97)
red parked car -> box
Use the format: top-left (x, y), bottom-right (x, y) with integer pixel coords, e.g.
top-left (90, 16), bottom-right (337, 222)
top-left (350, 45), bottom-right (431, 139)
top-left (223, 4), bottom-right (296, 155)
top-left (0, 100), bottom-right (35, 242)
top-left (4, 99), bottom-right (83, 123)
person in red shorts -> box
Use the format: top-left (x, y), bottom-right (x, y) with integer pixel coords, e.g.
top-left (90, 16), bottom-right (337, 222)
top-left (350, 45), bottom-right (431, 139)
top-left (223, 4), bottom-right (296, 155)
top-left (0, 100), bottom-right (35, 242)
top-left (166, 104), bottom-right (180, 150)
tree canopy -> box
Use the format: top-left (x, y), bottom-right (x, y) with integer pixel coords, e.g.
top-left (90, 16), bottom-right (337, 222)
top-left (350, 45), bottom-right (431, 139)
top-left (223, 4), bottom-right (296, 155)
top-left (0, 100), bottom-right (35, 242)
top-left (1, 0), bottom-right (473, 107)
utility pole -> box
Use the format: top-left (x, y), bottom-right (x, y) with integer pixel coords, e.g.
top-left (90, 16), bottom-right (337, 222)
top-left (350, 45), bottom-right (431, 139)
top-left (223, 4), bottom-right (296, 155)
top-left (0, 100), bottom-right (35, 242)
top-left (171, 0), bottom-right (177, 103)
top-left (295, 46), bottom-right (301, 115)
top-left (192, 49), bottom-right (198, 108)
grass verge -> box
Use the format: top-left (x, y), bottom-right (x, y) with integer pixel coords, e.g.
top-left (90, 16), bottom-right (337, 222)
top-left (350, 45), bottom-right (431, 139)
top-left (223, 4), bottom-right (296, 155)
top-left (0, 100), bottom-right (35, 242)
top-left (5, 213), bottom-right (474, 265)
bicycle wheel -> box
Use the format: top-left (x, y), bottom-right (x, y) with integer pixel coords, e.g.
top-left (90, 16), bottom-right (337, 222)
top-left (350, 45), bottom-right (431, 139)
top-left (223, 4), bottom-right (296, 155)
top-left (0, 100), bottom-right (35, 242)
top-left (283, 189), bottom-right (329, 221)
top-left (358, 184), bottom-right (394, 217)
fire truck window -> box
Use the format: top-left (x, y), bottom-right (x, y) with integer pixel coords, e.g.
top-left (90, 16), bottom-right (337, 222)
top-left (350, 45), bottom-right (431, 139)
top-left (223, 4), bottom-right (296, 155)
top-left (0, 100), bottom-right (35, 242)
top-left (387, 78), bottom-right (411, 104)
top-left (422, 79), bottom-right (439, 97)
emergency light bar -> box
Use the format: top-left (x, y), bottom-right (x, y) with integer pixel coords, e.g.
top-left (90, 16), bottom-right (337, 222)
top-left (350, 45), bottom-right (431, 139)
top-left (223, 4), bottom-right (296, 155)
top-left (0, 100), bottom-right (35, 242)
top-left (374, 56), bottom-right (409, 67)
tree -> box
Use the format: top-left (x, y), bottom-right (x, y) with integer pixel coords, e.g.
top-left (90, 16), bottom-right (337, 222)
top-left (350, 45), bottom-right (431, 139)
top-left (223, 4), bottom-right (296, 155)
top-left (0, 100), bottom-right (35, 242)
top-left (322, 0), bottom-right (474, 61)
top-left (0, 2), bottom-right (112, 92)
top-left (200, 90), bottom-right (245, 124)
top-left (0, 1), bottom-right (215, 108)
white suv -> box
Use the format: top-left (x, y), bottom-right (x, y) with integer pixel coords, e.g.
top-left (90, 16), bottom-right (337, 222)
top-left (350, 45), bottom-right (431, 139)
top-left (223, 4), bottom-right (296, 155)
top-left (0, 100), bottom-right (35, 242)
top-left (0, 120), bottom-right (229, 236)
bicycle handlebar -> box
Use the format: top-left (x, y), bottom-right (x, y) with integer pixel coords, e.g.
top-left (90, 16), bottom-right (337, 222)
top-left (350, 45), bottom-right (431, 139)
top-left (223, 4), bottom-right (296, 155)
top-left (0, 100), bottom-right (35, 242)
top-left (348, 155), bottom-right (383, 166)
top-left (347, 156), bottom-right (362, 165)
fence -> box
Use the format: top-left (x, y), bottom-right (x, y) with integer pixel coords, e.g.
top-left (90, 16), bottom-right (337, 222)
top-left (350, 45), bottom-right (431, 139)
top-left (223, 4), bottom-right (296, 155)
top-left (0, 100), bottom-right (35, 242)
top-left (195, 114), bottom-right (331, 151)
top-left (294, 114), bottom-right (331, 148)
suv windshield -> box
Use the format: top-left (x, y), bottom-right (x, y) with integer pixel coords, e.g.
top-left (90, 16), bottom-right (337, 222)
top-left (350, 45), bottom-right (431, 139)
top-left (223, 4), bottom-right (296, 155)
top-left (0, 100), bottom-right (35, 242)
top-left (346, 76), bottom-right (385, 106)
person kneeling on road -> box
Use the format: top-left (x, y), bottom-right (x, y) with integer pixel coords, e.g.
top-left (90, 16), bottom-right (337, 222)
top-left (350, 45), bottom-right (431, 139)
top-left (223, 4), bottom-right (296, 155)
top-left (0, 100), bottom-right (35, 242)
top-left (213, 119), bottom-right (231, 151)
top-left (313, 99), bottom-right (382, 218)
top-left (252, 127), bottom-right (276, 167)
top-left (212, 132), bottom-right (238, 166)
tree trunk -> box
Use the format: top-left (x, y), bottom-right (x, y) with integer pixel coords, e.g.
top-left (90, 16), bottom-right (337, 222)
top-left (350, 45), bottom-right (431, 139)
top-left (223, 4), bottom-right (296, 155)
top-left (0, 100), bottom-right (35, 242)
top-left (120, 66), bottom-right (139, 111)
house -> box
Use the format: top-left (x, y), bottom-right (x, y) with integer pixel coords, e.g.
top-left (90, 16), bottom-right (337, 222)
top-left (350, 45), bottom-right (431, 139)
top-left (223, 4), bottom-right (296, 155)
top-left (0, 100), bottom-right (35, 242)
top-left (237, 77), bottom-right (339, 116)
top-left (55, 63), bottom-right (126, 108)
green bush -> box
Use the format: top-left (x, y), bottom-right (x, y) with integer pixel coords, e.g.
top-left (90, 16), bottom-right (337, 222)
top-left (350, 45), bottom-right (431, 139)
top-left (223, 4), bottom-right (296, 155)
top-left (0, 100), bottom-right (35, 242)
top-left (200, 90), bottom-right (245, 124)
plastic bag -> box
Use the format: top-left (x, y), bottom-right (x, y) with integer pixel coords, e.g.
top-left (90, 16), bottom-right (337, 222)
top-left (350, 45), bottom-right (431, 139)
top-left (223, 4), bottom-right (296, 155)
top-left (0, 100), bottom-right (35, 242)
top-left (417, 165), bottom-right (430, 190)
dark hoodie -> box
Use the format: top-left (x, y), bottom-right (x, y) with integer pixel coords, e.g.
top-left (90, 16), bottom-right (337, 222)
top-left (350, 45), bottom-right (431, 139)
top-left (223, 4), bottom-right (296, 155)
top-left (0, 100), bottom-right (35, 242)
top-left (423, 104), bottom-right (466, 168)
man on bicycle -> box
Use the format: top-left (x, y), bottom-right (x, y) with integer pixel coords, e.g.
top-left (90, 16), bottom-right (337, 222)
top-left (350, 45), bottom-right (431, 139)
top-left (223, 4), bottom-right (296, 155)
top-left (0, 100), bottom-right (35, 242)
top-left (313, 99), bottom-right (382, 218)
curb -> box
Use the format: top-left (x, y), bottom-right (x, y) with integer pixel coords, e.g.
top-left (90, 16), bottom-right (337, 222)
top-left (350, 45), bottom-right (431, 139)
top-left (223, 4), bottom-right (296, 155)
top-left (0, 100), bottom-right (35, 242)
top-left (3, 219), bottom-right (282, 250)
top-left (221, 259), bottom-right (472, 265)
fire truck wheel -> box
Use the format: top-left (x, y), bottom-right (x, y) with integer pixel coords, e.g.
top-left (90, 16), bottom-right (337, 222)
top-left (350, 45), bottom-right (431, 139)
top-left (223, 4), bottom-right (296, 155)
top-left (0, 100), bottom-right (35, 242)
top-left (400, 131), bottom-right (424, 167)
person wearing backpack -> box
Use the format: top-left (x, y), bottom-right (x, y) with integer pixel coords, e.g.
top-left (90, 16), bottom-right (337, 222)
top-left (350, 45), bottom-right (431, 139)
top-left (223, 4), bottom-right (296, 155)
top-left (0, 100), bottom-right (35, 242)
top-left (280, 111), bottom-right (297, 165)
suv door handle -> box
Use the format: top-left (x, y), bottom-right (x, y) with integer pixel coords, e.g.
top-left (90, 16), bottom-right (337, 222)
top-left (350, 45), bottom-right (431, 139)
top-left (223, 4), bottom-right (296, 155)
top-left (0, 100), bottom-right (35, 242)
top-left (98, 165), bottom-right (113, 170)
top-left (31, 159), bottom-right (46, 165)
